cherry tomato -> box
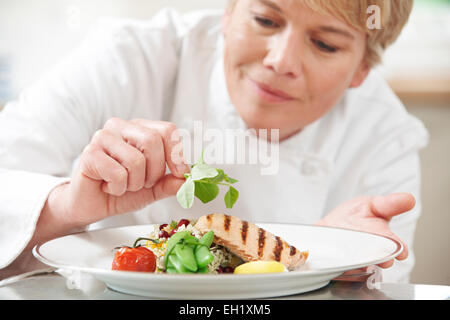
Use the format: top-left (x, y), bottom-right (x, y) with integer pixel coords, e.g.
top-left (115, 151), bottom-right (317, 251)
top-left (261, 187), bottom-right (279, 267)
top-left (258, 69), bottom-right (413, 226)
top-left (112, 246), bottom-right (156, 272)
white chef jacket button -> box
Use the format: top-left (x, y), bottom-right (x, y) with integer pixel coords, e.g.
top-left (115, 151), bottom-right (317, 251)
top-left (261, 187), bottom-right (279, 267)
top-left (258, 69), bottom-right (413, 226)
top-left (301, 161), bottom-right (318, 176)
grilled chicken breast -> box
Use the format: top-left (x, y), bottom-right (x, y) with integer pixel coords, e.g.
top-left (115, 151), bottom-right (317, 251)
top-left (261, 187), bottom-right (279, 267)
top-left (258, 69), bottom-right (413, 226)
top-left (194, 213), bottom-right (308, 271)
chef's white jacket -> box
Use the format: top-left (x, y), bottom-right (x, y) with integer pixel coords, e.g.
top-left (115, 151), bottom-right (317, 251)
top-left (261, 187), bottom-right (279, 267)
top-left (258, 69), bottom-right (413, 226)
top-left (0, 9), bottom-right (429, 282)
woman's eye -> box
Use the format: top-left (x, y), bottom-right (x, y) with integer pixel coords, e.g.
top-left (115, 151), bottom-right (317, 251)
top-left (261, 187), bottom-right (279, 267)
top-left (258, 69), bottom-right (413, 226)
top-left (254, 16), bottom-right (279, 28)
top-left (313, 39), bottom-right (338, 53)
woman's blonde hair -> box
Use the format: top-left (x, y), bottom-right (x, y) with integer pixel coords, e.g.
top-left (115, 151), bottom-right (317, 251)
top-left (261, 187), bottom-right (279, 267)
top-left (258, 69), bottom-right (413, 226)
top-left (227, 0), bottom-right (414, 67)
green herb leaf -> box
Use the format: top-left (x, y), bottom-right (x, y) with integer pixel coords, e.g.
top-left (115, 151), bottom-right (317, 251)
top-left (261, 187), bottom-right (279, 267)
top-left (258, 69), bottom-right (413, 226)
top-left (224, 186), bottom-right (239, 209)
top-left (190, 163), bottom-right (219, 181)
top-left (176, 150), bottom-right (240, 209)
top-left (224, 174), bottom-right (238, 184)
top-left (194, 181), bottom-right (220, 204)
top-left (203, 169), bottom-right (225, 184)
top-left (198, 149), bottom-right (206, 165)
top-left (169, 220), bottom-right (178, 229)
top-left (176, 177), bottom-right (195, 209)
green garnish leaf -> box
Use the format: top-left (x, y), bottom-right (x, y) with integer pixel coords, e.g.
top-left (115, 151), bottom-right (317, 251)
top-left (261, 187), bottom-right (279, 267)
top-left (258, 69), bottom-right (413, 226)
top-left (176, 177), bottom-right (195, 209)
top-left (176, 150), bottom-right (239, 209)
top-left (194, 181), bottom-right (220, 204)
top-left (169, 220), bottom-right (178, 229)
top-left (224, 186), bottom-right (239, 209)
top-left (190, 163), bottom-right (219, 181)
top-left (224, 174), bottom-right (238, 184)
top-left (203, 169), bottom-right (225, 184)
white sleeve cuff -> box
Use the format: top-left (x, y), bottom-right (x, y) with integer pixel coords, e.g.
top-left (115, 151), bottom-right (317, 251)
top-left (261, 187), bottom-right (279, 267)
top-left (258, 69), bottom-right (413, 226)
top-left (0, 169), bottom-right (70, 268)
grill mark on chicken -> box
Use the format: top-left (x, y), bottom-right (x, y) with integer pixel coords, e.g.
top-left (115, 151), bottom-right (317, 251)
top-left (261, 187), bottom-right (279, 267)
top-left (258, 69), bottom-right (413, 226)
top-left (257, 228), bottom-right (266, 258)
top-left (273, 236), bottom-right (283, 262)
top-left (240, 221), bottom-right (249, 244)
top-left (224, 214), bottom-right (231, 231)
top-left (289, 246), bottom-right (297, 256)
top-left (206, 214), bottom-right (213, 223)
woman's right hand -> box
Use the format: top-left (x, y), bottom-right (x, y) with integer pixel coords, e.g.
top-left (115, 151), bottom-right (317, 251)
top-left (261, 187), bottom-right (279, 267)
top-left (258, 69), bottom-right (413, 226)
top-left (38, 118), bottom-right (190, 240)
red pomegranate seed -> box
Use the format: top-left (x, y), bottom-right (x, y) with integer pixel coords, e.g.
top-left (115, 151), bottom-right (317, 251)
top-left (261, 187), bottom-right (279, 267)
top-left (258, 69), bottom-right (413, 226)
top-left (177, 219), bottom-right (190, 228)
top-left (159, 230), bottom-right (169, 239)
top-left (224, 267), bottom-right (234, 273)
top-left (159, 224), bottom-right (168, 230)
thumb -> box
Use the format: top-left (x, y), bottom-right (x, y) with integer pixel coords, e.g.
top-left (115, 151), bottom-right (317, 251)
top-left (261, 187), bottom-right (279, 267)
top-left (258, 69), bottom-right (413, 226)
top-left (371, 193), bottom-right (416, 221)
top-left (113, 174), bottom-right (185, 214)
top-left (150, 174), bottom-right (186, 201)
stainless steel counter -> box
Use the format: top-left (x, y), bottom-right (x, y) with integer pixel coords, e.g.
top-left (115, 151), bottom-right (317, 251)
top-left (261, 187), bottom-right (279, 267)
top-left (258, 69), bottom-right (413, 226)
top-left (0, 273), bottom-right (448, 300)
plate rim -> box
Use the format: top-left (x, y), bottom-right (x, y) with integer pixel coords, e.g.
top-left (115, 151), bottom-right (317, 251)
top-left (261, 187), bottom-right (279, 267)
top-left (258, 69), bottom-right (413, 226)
top-left (33, 222), bottom-right (403, 280)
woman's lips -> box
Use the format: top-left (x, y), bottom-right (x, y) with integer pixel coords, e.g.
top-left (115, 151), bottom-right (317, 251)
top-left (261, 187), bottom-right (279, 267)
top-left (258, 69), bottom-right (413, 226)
top-left (249, 79), bottom-right (295, 103)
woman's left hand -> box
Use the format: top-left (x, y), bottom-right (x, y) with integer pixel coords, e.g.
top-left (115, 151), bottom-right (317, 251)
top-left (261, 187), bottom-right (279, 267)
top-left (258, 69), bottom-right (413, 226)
top-left (315, 193), bottom-right (416, 280)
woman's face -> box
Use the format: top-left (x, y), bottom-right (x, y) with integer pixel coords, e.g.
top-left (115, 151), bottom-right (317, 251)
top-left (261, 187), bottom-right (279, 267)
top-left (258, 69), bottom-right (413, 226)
top-left (223, 0), bottom-right (370, 141)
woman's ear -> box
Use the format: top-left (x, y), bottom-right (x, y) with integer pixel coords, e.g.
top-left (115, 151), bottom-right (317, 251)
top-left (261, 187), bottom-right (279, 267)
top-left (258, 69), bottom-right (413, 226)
top-left (349, 62), bottom-right (370, 88)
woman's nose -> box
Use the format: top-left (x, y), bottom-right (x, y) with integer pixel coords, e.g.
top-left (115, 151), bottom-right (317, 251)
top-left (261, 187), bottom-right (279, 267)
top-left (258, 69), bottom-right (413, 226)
top-left (263, 31), bottom-right (303, 78)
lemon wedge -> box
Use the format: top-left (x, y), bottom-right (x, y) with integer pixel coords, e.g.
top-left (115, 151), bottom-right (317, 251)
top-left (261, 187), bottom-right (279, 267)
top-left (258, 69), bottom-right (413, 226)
top-left (234, 261), bottom-right (287, 274)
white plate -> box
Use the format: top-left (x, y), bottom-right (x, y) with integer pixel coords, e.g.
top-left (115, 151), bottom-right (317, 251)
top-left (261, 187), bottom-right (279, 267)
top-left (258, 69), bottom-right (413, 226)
top-left (33, 223), bottom-right (402, 299)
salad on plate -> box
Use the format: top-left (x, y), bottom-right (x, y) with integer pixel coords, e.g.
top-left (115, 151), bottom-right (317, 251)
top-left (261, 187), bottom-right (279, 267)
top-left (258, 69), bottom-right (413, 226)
top-left (112, 214), bottom-right (309, 275)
